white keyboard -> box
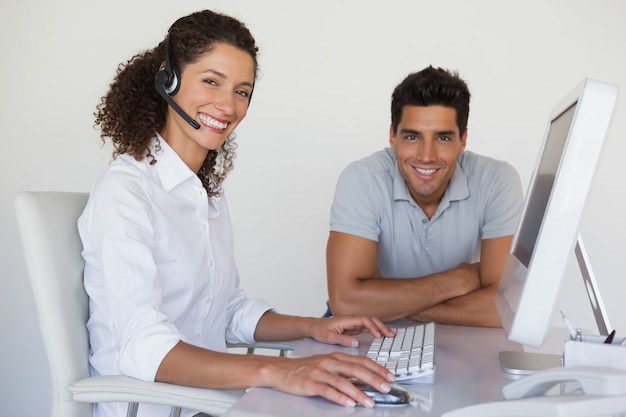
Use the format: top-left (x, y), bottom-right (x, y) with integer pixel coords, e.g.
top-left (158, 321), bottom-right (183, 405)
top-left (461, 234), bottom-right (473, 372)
top-left (366, 322), bottom-right (436, 384)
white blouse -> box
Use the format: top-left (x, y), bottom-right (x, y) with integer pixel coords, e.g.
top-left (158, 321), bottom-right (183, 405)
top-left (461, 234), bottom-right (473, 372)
top-left (78, 135), bottom-right (271, 394)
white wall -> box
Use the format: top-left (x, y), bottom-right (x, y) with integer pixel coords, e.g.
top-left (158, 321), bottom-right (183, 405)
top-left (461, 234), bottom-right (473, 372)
top-left (2, 0), bottom-right (625, 415)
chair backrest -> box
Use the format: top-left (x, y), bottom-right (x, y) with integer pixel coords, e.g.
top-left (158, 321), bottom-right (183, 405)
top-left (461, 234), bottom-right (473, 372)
top-left (15, 191), bottom-right (92, 417)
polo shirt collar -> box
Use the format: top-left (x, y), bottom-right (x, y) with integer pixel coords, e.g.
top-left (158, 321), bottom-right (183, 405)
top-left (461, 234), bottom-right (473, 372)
top-left (446, 161), bottom-right (470, 202)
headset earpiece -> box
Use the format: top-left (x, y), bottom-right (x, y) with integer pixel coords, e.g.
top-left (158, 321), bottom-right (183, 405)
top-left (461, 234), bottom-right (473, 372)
top-left (155, 66), bottom-right (180, 96)
top-left (154, 36), bottom-right (180, 96)
top-left (154, 34), bottom-right (200, 129)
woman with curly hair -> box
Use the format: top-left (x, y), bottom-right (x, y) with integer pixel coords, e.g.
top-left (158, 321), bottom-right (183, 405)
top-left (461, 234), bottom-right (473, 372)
top-left (79, 9), bottom-right (395, 417)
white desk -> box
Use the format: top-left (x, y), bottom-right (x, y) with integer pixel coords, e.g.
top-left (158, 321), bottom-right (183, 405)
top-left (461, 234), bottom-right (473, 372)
top-left (223, 324), bottom-right (524, 417)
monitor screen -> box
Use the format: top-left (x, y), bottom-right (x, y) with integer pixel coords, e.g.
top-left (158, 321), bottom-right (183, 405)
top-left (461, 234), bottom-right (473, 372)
top-left (495, 78), bottom-right (618, 350)
top-left (512, 103), bottom-right (576, 267)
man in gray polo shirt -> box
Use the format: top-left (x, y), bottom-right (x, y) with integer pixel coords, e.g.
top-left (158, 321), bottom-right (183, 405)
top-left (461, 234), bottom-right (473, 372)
top-left (326, 66), bottom-right (523, 327)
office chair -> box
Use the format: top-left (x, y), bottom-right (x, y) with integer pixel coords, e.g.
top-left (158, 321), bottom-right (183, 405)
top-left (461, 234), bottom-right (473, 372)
top-left (14, 191), bottom-right (297, 417)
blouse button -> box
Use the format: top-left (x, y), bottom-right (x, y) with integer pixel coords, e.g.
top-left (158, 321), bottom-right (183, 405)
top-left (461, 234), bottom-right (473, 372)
top-left (422, 219), bottom-right (428, 224)
top-left (196, 333), bottom-right (202, 340)
top-left (209, 259), bottom-right (214, 267)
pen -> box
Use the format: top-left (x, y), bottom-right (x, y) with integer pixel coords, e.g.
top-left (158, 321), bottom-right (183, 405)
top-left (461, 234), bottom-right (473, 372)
top-left (560, 310), bottom-right (577, 340)
top-left (604, 329), bottom-right (616, 344)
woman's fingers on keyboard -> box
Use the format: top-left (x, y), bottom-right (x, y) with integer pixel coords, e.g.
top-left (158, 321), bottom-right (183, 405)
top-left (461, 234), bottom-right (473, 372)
top-left (311, 315), bottom-right (394, 346)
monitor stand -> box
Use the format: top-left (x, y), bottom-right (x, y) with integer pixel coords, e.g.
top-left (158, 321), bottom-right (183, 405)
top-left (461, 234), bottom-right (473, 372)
top-left (499, 233), bottom-right (612, 376)
top-left (499, 350), bottom-right (562, 376)
top-left (575, 234), bottom-right (612, 335)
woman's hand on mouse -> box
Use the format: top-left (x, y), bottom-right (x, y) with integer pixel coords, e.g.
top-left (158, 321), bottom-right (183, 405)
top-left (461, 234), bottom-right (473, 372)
top-left (264, 351), bottom-right (394, 408)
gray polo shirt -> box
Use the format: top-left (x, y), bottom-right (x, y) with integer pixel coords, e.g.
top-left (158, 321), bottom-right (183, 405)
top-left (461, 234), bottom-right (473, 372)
top-left (329, 148), bottom-right (523, 279)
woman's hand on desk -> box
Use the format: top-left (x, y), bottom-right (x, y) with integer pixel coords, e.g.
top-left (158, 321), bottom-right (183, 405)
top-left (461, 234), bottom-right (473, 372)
top-left (308, 316), bottom-right (395, 348)
top-left (266, 351), bottom-right (395, 408)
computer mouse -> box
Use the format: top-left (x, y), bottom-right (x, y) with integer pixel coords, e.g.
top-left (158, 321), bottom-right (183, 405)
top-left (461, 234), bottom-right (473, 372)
top-left (353, 381), bottom-right (414, 405)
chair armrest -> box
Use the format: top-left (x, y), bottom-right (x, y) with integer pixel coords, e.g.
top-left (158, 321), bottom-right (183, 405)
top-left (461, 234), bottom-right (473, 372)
top-left (227, 339), bottom-right (302, 355)
top-left (69, 375), bottom-right (242, 416)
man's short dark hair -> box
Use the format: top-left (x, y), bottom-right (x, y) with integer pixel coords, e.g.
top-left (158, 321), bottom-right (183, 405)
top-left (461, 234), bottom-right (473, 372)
top-left (391, 66), bottom-right (471, 135)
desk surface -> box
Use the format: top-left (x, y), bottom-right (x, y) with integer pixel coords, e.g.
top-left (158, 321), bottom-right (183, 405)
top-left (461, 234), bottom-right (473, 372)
top-left (223, 324), bottom-right (523, 417)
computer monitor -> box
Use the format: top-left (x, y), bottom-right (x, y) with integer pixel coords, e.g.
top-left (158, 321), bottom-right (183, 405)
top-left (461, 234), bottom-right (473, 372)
top-left (495, 79), bottom-right (618, 353)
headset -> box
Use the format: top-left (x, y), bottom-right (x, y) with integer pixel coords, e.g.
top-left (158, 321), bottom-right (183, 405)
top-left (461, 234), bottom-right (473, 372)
top-left (154, 34), bottom-right (201, 129)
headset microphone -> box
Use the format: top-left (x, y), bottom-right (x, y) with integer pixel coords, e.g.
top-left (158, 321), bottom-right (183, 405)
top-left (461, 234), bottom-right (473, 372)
top-left (154, 35), bottom-right (201, 130)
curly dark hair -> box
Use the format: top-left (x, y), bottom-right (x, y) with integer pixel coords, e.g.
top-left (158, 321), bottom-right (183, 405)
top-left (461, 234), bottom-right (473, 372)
top-left (391, 66), bottom-right (471, 136)
top-left (94, 9), bottom-right (259, 197)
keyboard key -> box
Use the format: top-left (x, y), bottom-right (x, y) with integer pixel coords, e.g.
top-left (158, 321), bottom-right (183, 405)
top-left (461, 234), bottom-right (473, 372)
top-left (365, 323), bottom-right (436, 383)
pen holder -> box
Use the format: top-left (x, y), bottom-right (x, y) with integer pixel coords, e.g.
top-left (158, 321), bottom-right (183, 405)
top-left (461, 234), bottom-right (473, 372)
top-left (563, 334), bottom-right (626, 370)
